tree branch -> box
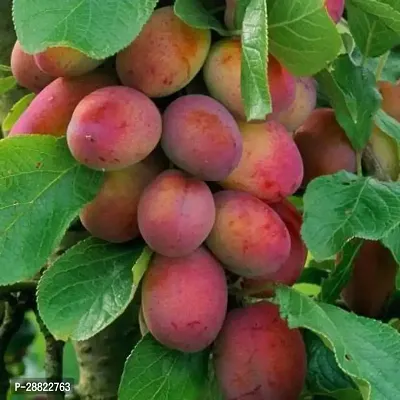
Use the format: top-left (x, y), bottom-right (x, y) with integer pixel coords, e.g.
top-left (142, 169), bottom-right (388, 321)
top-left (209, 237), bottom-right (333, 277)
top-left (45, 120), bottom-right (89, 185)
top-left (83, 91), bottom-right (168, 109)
top-left (362, 144), bottom-right (392, 182)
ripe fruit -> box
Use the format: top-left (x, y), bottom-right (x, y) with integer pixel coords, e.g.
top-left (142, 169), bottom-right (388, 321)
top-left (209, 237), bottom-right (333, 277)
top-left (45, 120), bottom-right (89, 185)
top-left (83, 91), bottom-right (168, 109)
top-left (138, 169), bottom-right (215, 257)
top-left (203, 38), bottom-right (296, 120)
top-left (325, 0), bottom-right (345, 24)
top-left (80, 151), bottom-right (167, 243)
top-left (10, 41), bottom-right (54, 93)
top-left (379, 80), bottom-right (400, 121)
top-left (214, 302), bottom-right (307, 400)
top-left (206, 190), bottom-right (291, 278)
top-left (161, 94), bottom-right (243, 181)
top-left (275, 77), bottom-right (317, 132)
top-left (220, 120), bottom-right (303, 202)
top-left (242, 199), bottom-right (307, 296)
top-left (294, 108), bottom-right (356, 186)
top-left (34, 46), bottom-right (103, 77)
top-left (116, 6), bottom-right (211, 97)
top-left (67, 86), bottom-right (162, 170)
top-left (342, 240), bottom-right (398, 318)
top-left (141, 247), bottom-right (228, 353)
top-left (9, 72), bottom-right (116, 137)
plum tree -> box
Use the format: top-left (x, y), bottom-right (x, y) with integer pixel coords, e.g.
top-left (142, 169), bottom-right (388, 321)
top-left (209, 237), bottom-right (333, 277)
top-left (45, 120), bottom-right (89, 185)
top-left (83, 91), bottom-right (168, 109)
top-left (214, 302), bottom-right (307, 400)
top-left (116, 6), bottom-right (211, 97)
top-left (203, 38), bottom-right (295, 120)
top-left (80, 150), bottom-right (167, 243)
top-left (34, 46), bottom-right (103, 77)
top-left (137, 169), bottom-right (215, 257)
top-left (141, 247), bottom-right (228, 352)
top-left (161, 94), bottom-right (243, 181)
top-left (206, 190), bottom-right (291, 277)
top-left (294, 108), bottom-right (357, 186)
top-left (220, 120), bottom-right (303, 202)
top-left (10, 41), bottom-right (54, 93)
top-left (67, 86), bottom-right (162, 170)
top-left (9, 72), bottom-right (116, 137)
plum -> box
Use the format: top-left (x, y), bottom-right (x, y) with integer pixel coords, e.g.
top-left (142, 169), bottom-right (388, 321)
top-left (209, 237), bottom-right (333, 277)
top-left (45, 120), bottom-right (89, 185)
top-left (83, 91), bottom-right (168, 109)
top-left (242, 199), bottom-right (307, 297)
top-left (34, 46), bottom-right (103, 77)
top-left (116, 6), bottom-right (211, 97)
top-left (214, 302), bottom-right (307, 400)
top-left (9, 72), bottom-right (116, 137)
top-left (67, 86), bottom-right (162, 170)
top-left (203, 38), bottom-right (295, 120)
top-left (137, 169), bottom-right (216, 257)
top-left (80, 151), bottom-right (167, 243)
top-left (220, 120), bottom-right (303, 202)
top-left (161, 94), bottom-right (243, 181)
top-left (206, 190), bottom-right (291, 278)
top-left (379, 80), bottom-right (400, 121)
top-left (342, 240), bottom-right (398, 318)
top-left (274, 77), bottom-right (317, 133)
top-left (141, 247), bottom-right (228, 352)
top-left (325, 0), bottom-right (345, 23)
top-left (294, 108), bottom-right (356, 186)
top-left (10, 41), bottom-right (54, 93)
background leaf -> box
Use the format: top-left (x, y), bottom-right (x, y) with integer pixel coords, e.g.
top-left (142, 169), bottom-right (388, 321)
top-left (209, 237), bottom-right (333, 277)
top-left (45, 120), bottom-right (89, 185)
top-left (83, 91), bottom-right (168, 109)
top-left (13, 0), bottom-right (159, 59)
top-left (0, 136), bottom-right (103, 285)
top-left (37, 238), bottom-right (147, 341)
top-left (1, 93), bottom-right (35, 134)
top-left (0, 76), bottom-right (16, 95)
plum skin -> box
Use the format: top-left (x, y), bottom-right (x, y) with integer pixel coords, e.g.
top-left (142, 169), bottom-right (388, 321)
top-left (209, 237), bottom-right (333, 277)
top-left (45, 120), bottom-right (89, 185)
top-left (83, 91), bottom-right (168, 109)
top-left (141, 247), bottom-right (228, 353)
top-left (206, 190), bottom-right (291, 278)
top-left (137, 169), bottom-right (216, 257)
top-left (161, 94), bottom-right (243, 181)
top-left (214, 302), bottom-right (307, 400)
top-left (67, 86), bottom-right (162, 171)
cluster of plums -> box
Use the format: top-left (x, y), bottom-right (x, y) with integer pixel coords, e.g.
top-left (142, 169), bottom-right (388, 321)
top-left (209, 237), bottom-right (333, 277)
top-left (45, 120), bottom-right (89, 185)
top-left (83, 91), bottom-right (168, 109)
top-left (7, 1), bottom-right (398, 398)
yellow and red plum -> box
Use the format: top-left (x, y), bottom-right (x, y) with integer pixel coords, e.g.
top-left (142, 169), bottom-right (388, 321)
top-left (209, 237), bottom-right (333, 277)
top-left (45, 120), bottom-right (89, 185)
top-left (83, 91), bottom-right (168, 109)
top-left (80, 151), bottom-right (167, 243)
top-left (34, 46), bottom-right (103, 77)
top-left (161, 94), bottom-right (243, 180)
top-left (9, 72), bottom-right (116, 137)
top-left (206, 190), bottom-right (291, 278)
top-left (137, 169), bottom-right (216, 257)
top-left (275, 77), bottom-right (317, 133)
top-left (116, 6), bottom-right (211, 97)
top-left (67, 86), bottom-right (162, 170)
top-left (214, 302), bottom-right (307, 400)
top-left (141, 247), bottom-right (228, 352)
top-left (242, 199), bottom-right (307, 297)
top-left (11, 41), bottom-right (54, 93)
top-left (203, 38), bottom-right (295, 120)
top-left (325, 0), bottom-right (345, 23)
top-left (220, 120), bottom-right (303, 203)
top-left (294, 108), bottom-right (357, 186)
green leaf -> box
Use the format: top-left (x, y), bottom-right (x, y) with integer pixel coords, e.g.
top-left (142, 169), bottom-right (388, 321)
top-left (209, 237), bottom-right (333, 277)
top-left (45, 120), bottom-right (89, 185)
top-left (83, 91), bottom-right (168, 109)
top-left (382, 226), bottom-right (400, 263)
top-left (119, 335), bottom-right (208, 400)
top-left (275, 286), bottom-right (400, 400)
top-left (304, 330), bottom-right (360, 400)
top-left (365, 49), bottom-right (400, 82)
top-left (241, 0), bottom-right (270, 120)
top-left (174, 0), bottom-right (229, 36)
top-left (0, 136), bottom-right (103, 285)
top-left (0, 76), bottom-right (17, 95)
top-left (319, 240), bottom-right (363, 304)
top-left (1, 93), bottom-right (35, 134)
top-left (0, 65), bottom-right (11, 73)
top-left (298, 266), bottom-right (329, 286)
top-left (13, 0), bottom-right (159, 59)
top-left (301, 171), bottom-right (400, 261)
top-left (373, 108), bottom-right (400, 142)
top-left (316, 55), bottom-right (381, 150)
top-left (267, 0), bottom-right (342, 75)
top-left (37, 238), bottom-right (148, 341)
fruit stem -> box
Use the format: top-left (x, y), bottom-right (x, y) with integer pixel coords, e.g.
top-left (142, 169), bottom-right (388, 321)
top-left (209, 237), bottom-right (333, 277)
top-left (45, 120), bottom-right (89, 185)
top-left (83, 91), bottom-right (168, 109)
top-left (356, 151), bottom-right (363, 176)
top-left (375, 51), bottom-right (390, 81)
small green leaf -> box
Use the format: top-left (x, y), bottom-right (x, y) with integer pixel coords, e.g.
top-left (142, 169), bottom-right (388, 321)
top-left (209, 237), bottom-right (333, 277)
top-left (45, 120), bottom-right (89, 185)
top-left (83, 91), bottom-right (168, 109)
top-left (316, 55), bottom-right (381, 150)
top-left (302, 171), bottom-right (400, 261)
top-left (174, 0), bottom-right (229, 35)
top-left (267, 0), bottom-right (342, 75)
top-left (0, 65), bottom-right (11, 72)
top-left (0, 136), bottom-right (103, 285)
top-left (37, 238), bottom-right (148, 341)
top-left (241, 0), bottom-right (270, 120)
top-left (374, 108), bottom-right (400, 142)
top-left (133, 246), bottom-right (153, 286)
top-left (13, 0), bottom-right (159, 59)
top-left (119, 335), bottom-right (208, 400)
top-left (319, 240), bottom-right (363, 304)
top-left (275, 286), bottom-right (400, 400)
top-left (2, 93), bottom-right (35, 134)
top-left (0, 76), bottom-right (17, 95)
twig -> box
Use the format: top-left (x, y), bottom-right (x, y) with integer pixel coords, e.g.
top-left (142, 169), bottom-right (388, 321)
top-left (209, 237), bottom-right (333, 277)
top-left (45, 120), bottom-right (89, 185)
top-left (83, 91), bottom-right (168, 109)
top-left (0, 281), bottom-right (37, 298)
top-left (375, 51), bottom-right (390, 81)
top-left (362, 144), bottom-right (392, 181)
